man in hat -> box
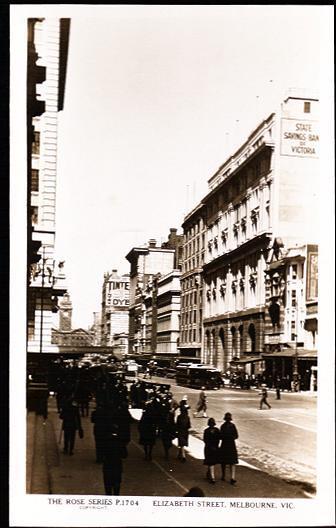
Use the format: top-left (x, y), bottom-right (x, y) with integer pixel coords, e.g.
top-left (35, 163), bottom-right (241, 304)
top-left (60, 399), bottom-right (83, 455)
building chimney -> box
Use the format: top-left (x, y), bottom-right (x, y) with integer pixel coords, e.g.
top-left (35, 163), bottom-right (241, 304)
top-left (148, 239), bottom-right (156, 248)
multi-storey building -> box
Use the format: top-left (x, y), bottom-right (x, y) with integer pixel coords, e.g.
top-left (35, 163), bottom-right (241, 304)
top-left (101, 270), bottom-right (130, 348)
top-left (126, 230), bottom-right (182, 355)
top-left (181, 91), bottom-right (319, 381)
top-left (143, 271), bottom-right (181, 357)
top-left (263, 243), bottom-right (318, 390)
top-left (179, 203), bottom-right (206, 360)
top-left (27, 18), bottom-right (70, 356)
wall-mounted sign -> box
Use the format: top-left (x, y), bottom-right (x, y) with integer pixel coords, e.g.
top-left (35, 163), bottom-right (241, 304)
top-left (281, 119), bottom-right (319, 158)
top-left (306, 250), bottom-right (318, 301)
top-left (106, 282), bottom-right (130, 308)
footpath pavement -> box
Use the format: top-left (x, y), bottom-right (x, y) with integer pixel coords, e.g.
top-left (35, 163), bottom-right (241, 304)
top-left (27, 397), bottom-right (311, 499)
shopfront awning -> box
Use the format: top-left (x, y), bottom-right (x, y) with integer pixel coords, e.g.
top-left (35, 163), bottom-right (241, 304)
top-left (230, 356), bottom-right (264, 365)
top-left (262, 349), bottom-right (317, 359)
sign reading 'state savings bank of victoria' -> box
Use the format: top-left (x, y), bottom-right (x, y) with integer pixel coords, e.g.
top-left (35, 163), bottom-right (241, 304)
top-left (281, 118), bottom-right (319, 158)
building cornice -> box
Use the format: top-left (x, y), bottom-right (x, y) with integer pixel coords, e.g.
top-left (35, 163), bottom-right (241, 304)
top-left (203, 306), bottom-right (265, 325)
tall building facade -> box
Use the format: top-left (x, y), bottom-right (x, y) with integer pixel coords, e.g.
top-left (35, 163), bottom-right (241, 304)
top-left (181, 91), bottom-right (319, 381)
top-left (179, 203), bottom-right (206, 360)
top-left (126, 230), bottom-right (181, 355)
top-left (27, 18), bottom-right (70, 355)
top-left (262, 243), bottom-right (318, 389)
top-left (101, 270), bottom-right (130, 348)
top-left (143, 270), bottom-right (181, 356)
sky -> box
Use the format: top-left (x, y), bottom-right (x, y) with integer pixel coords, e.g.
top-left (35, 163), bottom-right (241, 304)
top-left (28, 5), bottom-right (330, 328)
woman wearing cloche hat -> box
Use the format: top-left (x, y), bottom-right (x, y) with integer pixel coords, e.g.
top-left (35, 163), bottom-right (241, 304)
top-left (218, 412), bottom-right (239, 484)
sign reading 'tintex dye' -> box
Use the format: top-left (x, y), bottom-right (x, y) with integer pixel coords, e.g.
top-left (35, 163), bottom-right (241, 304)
top-left (281, 119), bottom-right (319, 158)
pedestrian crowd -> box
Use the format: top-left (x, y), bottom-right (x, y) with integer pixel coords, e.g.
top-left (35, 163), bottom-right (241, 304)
top-left (51, 362), bottom-right (241, 494)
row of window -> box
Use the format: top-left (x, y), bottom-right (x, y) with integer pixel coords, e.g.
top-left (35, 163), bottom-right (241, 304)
top-left (182, 253), bottom-right (205, 273)
top-left (183, 234), bottom-right (205, 257)
top-left (180, 328), bottom-right (202, 344)
top-left (184, 219), bottom-right (204, 240)
top-left (206, 157), bottom-right (271, 217)
top-left (181, 290), bottom-right (201, 307)
top-left (180, 309), bottom-right (201, 325)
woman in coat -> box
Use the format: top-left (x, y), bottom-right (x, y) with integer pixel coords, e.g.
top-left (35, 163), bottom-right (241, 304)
top-left (160, 409), bottom-right (176, 460)
top-left (203, 418), bottom-right (220, 483)
top-left (138, 407), bottom-right (157, 461)
top-left (176, 407), bottom-right (191, 462)
top-left (218, 412), bottom-right (239, 484)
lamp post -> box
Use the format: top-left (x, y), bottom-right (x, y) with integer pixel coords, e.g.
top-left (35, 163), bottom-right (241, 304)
top-left (292, 300), bottom-right (299, 392)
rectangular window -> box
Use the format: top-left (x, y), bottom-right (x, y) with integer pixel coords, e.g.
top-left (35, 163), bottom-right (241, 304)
top-left (31, 206), bottom-right (38, 225)
top-left (32, 131), bottom-right (40, 155)
top-left (291, 290), bottom-right (297, 307)
top-left (292, 264), bottom-right (297, 280)
top-left (31, 169), bottom-right (39, 192)
top-left (304, 101), bottom-right (311, 113)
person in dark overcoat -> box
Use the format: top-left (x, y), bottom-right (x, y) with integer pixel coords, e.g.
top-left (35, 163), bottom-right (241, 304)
top-left (138, 406), bottom-right (157, 460)
top-left (91, 404), bottom-right (108, 463)
top-left (160, 409), bottom-right (176, 460)
top-left (218, 412), bottom-right (239, 484)
top-left (203, 417), bottom-right (220, 483)
top-left (176, 407), bottom-right (191, 462)
top-left (194, 388), bottom-right (208, 418)
top-left (101, 422), bottom-right (127, 495)
top-left (60, 400), bottom-right (83, 455)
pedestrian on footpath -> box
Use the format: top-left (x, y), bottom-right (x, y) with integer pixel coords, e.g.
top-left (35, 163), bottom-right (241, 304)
top-left (138, 406), bottom-right (157, 461)
top-left (259, 384), bottom-right (272, 409)
top-left (194, 388), bottom-right (208, 418)
top-left (218, 412), bottom-right (239, 485)
top-left (203, 418), bottom-right (220, 484)
top-left (60, 400), bottom-right (83, 455)
top-left (275, 378), bottom-right (281, 400)
top-left (168, 392), bottom-right (179, 413)
top-left (176, 406), bottom-right (191, 462)
top-left (101, 422), bottom-right (127, 496)
top-left (160, 409), bottom-right (176, 460)
top-left (179, 395), bottom-right (190, 412)
top-left (91, 403), bottom-right (107, 463)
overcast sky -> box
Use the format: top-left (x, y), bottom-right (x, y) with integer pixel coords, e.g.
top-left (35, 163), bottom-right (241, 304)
top-left (18, 5), bottom-right (332, 328)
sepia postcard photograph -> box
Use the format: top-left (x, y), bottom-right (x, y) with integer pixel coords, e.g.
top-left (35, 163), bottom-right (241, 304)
top-left (9, 4), bottom-right (335, 527)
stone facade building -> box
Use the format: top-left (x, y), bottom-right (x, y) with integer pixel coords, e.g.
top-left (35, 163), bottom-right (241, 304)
top-left (179, 203), bottom-right (206, 360)
top-left (143, 271), bottom-right (181, 356)
top-left (27, 18), bottom-right (70, 355)
top-left (262, 243), bottom-right (318, 390)
top-left (100, 270), bottom-right (130, 348)
top-left (126, 229), bottom-right (182, 355)
top-left (181, 91), bottom-right (319, 380)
